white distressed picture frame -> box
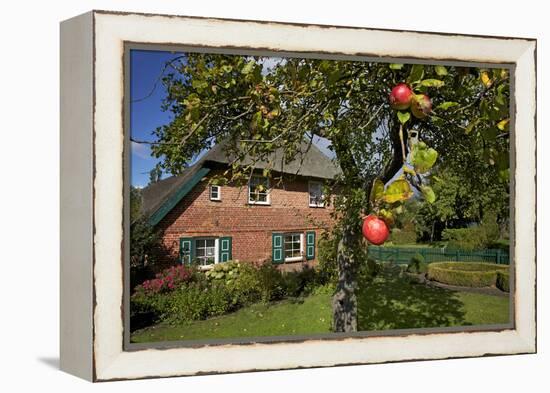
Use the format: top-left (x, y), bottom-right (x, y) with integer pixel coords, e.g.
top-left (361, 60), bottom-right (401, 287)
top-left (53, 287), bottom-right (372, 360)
top-left (60, 10), bottom-right (536, 382)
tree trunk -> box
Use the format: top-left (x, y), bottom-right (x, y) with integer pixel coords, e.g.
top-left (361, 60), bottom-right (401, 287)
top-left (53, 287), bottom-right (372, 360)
top-left (332, 223), bottom-right (360, 332)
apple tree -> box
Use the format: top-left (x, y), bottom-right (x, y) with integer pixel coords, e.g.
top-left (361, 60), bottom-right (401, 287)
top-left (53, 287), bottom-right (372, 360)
top-left (144, 54), bottom-right (509, 332)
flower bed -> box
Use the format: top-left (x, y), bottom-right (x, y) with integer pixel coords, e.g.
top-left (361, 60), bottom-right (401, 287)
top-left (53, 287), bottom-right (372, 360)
top-left (130, 261), bottom-right (328, 329)
top-left (427, 262), bottom-right (508, 288)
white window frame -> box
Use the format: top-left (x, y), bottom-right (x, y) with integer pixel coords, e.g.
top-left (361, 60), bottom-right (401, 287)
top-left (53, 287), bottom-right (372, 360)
top-left (194, 237), bottom-right (219, 267)
top-left (308, 180), bottom-right (325, 208)
top-left (209, 185), bottom-right (221, 201)
top-left (248, 175), bottom-right (271, 205)
top-left (283, 232), bottom-right (305, 262)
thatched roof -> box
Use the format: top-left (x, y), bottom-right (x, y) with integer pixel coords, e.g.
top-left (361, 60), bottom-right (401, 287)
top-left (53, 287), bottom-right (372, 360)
top-left (203, 139), bottom-right (341, 180)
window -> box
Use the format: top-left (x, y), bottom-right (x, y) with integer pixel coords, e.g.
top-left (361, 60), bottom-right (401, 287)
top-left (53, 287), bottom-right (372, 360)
top-left (209, 185), bottom-right (221, 201)
top-left (284, 233), bottom-right (304, 262)
top-left (195, 238), bottom-right (218, 266)
top-left (248, 176), bottom-right (270, 205)
top-left (180, 236), bottom-right (232, 266)
top-left (309, 181), bottom-right (325, 207)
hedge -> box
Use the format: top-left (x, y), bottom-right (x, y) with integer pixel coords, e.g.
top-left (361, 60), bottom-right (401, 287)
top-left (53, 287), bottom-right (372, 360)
top-left (496, 271), bottom-right (510, 292)
top-left (427, 262), bottom-right (508, 288)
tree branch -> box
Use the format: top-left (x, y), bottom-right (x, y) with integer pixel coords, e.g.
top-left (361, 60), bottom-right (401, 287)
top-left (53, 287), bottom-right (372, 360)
top-left (131, 55), bottom-right (186, 103)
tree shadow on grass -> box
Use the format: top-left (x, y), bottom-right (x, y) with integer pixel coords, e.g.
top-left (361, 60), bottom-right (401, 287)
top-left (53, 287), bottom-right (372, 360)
top-left (357, 267), bottom-right (469, 331)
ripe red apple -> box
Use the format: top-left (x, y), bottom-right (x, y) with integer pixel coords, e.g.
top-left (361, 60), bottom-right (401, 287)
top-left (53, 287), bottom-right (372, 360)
top-left (362, 215), bottom-right (390, 245)
top-left (411, 94), bottom-right (432, 119)
top-left (389, 83), bottom-right (413, 110)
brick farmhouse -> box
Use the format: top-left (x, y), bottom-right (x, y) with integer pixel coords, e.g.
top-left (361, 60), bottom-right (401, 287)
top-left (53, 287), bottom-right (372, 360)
top-left (140, 141), bottom-right (340, 270)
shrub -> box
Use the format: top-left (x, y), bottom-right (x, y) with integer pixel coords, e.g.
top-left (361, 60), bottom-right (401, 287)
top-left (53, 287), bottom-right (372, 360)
top-left (427, 262), bottom-right (508, 287)
top-left (442, 227), bottom-right (485, 251)
top-left (135, 265), bottom-right (195, 294)
top-left (131, 261), bottom-right (326, 328)
top-left (442, 213), bottom-right (500, 251)
top-left (130, 264), bottom-right (155, 292)
top-left (230, 262), bottom-right (283, 304)
top-left (407, 253), bottom-right (428, 274)
top-left (205, 261), bottom-right (243, 284)
top-left (389, 228), bottom-right (417, 245)
top-left (496, 271), bottom-right (510, 292)
top-left (163, 282), bottom-right (236, 323)
top-left (130, 215), bottom-right (161, 267)
top-left (130, 290), bottom-right (172, 328)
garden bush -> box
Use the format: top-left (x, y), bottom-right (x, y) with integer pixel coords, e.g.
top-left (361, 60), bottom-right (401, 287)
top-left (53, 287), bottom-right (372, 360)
top-left (205, 261), bottom-right (243, 283)
top-left (442, 213), bottom-right (500, 251)
top-left (442, 227), bottom-right (485, 251)
top-left (131, 261), bottom-right (326, 327)
top-left (162, 281), bottom-right (237, 323)
top-left (427, 262), bottom-right (508, 287)
top-left (137, 264), bottom-right (195, 294)
top-left (389, 227), bottom-right (417, 245)
top-left (496, 271), bottom-right (510, 292)
top-left (406, 253), bottom-right (428, 274)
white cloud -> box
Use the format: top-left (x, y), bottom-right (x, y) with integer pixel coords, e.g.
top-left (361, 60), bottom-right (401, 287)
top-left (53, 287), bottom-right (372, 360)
top-left (131, 141), bottom-right (153, 160)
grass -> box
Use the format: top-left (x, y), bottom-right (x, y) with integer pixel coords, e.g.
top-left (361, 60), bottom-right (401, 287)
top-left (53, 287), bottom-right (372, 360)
top-left (356, 268), bottom-right (509, 330)
top-left (131, 269), bottom-right (510, 343)
top-left (131, 292), bottom-right (333, 343)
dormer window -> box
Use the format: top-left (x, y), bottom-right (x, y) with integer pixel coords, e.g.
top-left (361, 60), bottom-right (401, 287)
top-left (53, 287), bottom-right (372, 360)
top-left (248, 176), bottom-right (270, 205)
top-left (309, 181), bottom-right (325, 207)
top-left (209, 185), bottom-right (221, 201)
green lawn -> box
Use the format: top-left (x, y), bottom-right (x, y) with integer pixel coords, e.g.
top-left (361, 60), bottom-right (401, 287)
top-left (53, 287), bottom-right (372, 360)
top-left (131, 270), bottom-right (510, 343)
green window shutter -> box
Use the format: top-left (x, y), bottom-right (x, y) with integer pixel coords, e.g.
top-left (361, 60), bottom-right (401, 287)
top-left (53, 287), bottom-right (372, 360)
top-left (179, 237), bottom-right (194, 265)
top-left (306, 231), bottom-right (316, 260)
top-left (272, 233), bottom-right (284, 263)
top-left (219, 236), bottom-right (232, 262)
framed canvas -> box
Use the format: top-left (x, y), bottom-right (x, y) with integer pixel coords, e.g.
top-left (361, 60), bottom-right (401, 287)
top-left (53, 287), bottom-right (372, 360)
top-left (60, 10), bottom-right (536, 382)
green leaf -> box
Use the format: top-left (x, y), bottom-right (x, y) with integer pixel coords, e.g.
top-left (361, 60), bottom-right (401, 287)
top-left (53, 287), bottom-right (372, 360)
top-left (436, 101), bottom-right (459, 110)
top-left (495, 92), bottom-right (506, 106)
top-left (397, 111), bottom-right (411, 125)
top-left (251, 111), bottom-right (263, 129)
top-left (370, 178), bottom-right (385, 205)
top-left (191, 79), bottom-right (208, 91)
top-left (389, 63), bottom-right (404, 70)
top-left (499, 168), bottom-right (510, 182)
top-left (402, 165), bottom-right (416, 176)
top-left (465, 119), bottom-right (479, 135)
top-left (420, 185), bottom-right (436, 204)
top-left (410, 142), bottom-right (438, 173)
top-left (483, 127), bottom-right (499, 140)
top-left (408, 64), bottom-right (424, 83)
top-left (495, 151), bottom-right (509, 171)
top-left (327, 70), bottom-right (342, 85)
top-left (383, 179), bottom-right (413, 204)
top-left (379, 209), bottom-right (395, 226)
top-left (241, 60), bottom-right (256, 75)
top-left (434, 65), bottom-right (448, 76)
top-left (420, 79), bottom-right (445, 88)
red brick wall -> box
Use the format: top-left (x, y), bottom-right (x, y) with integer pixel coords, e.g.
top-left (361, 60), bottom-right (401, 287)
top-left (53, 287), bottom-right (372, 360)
top-left (155, 170), bottom-right (335, 267)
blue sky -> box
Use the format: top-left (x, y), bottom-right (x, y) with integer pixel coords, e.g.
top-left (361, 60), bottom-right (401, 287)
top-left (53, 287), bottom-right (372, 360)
top-left (130, 50), bottom-right (334, 187)
top-left (130, 50), bottom-right (184, 187)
